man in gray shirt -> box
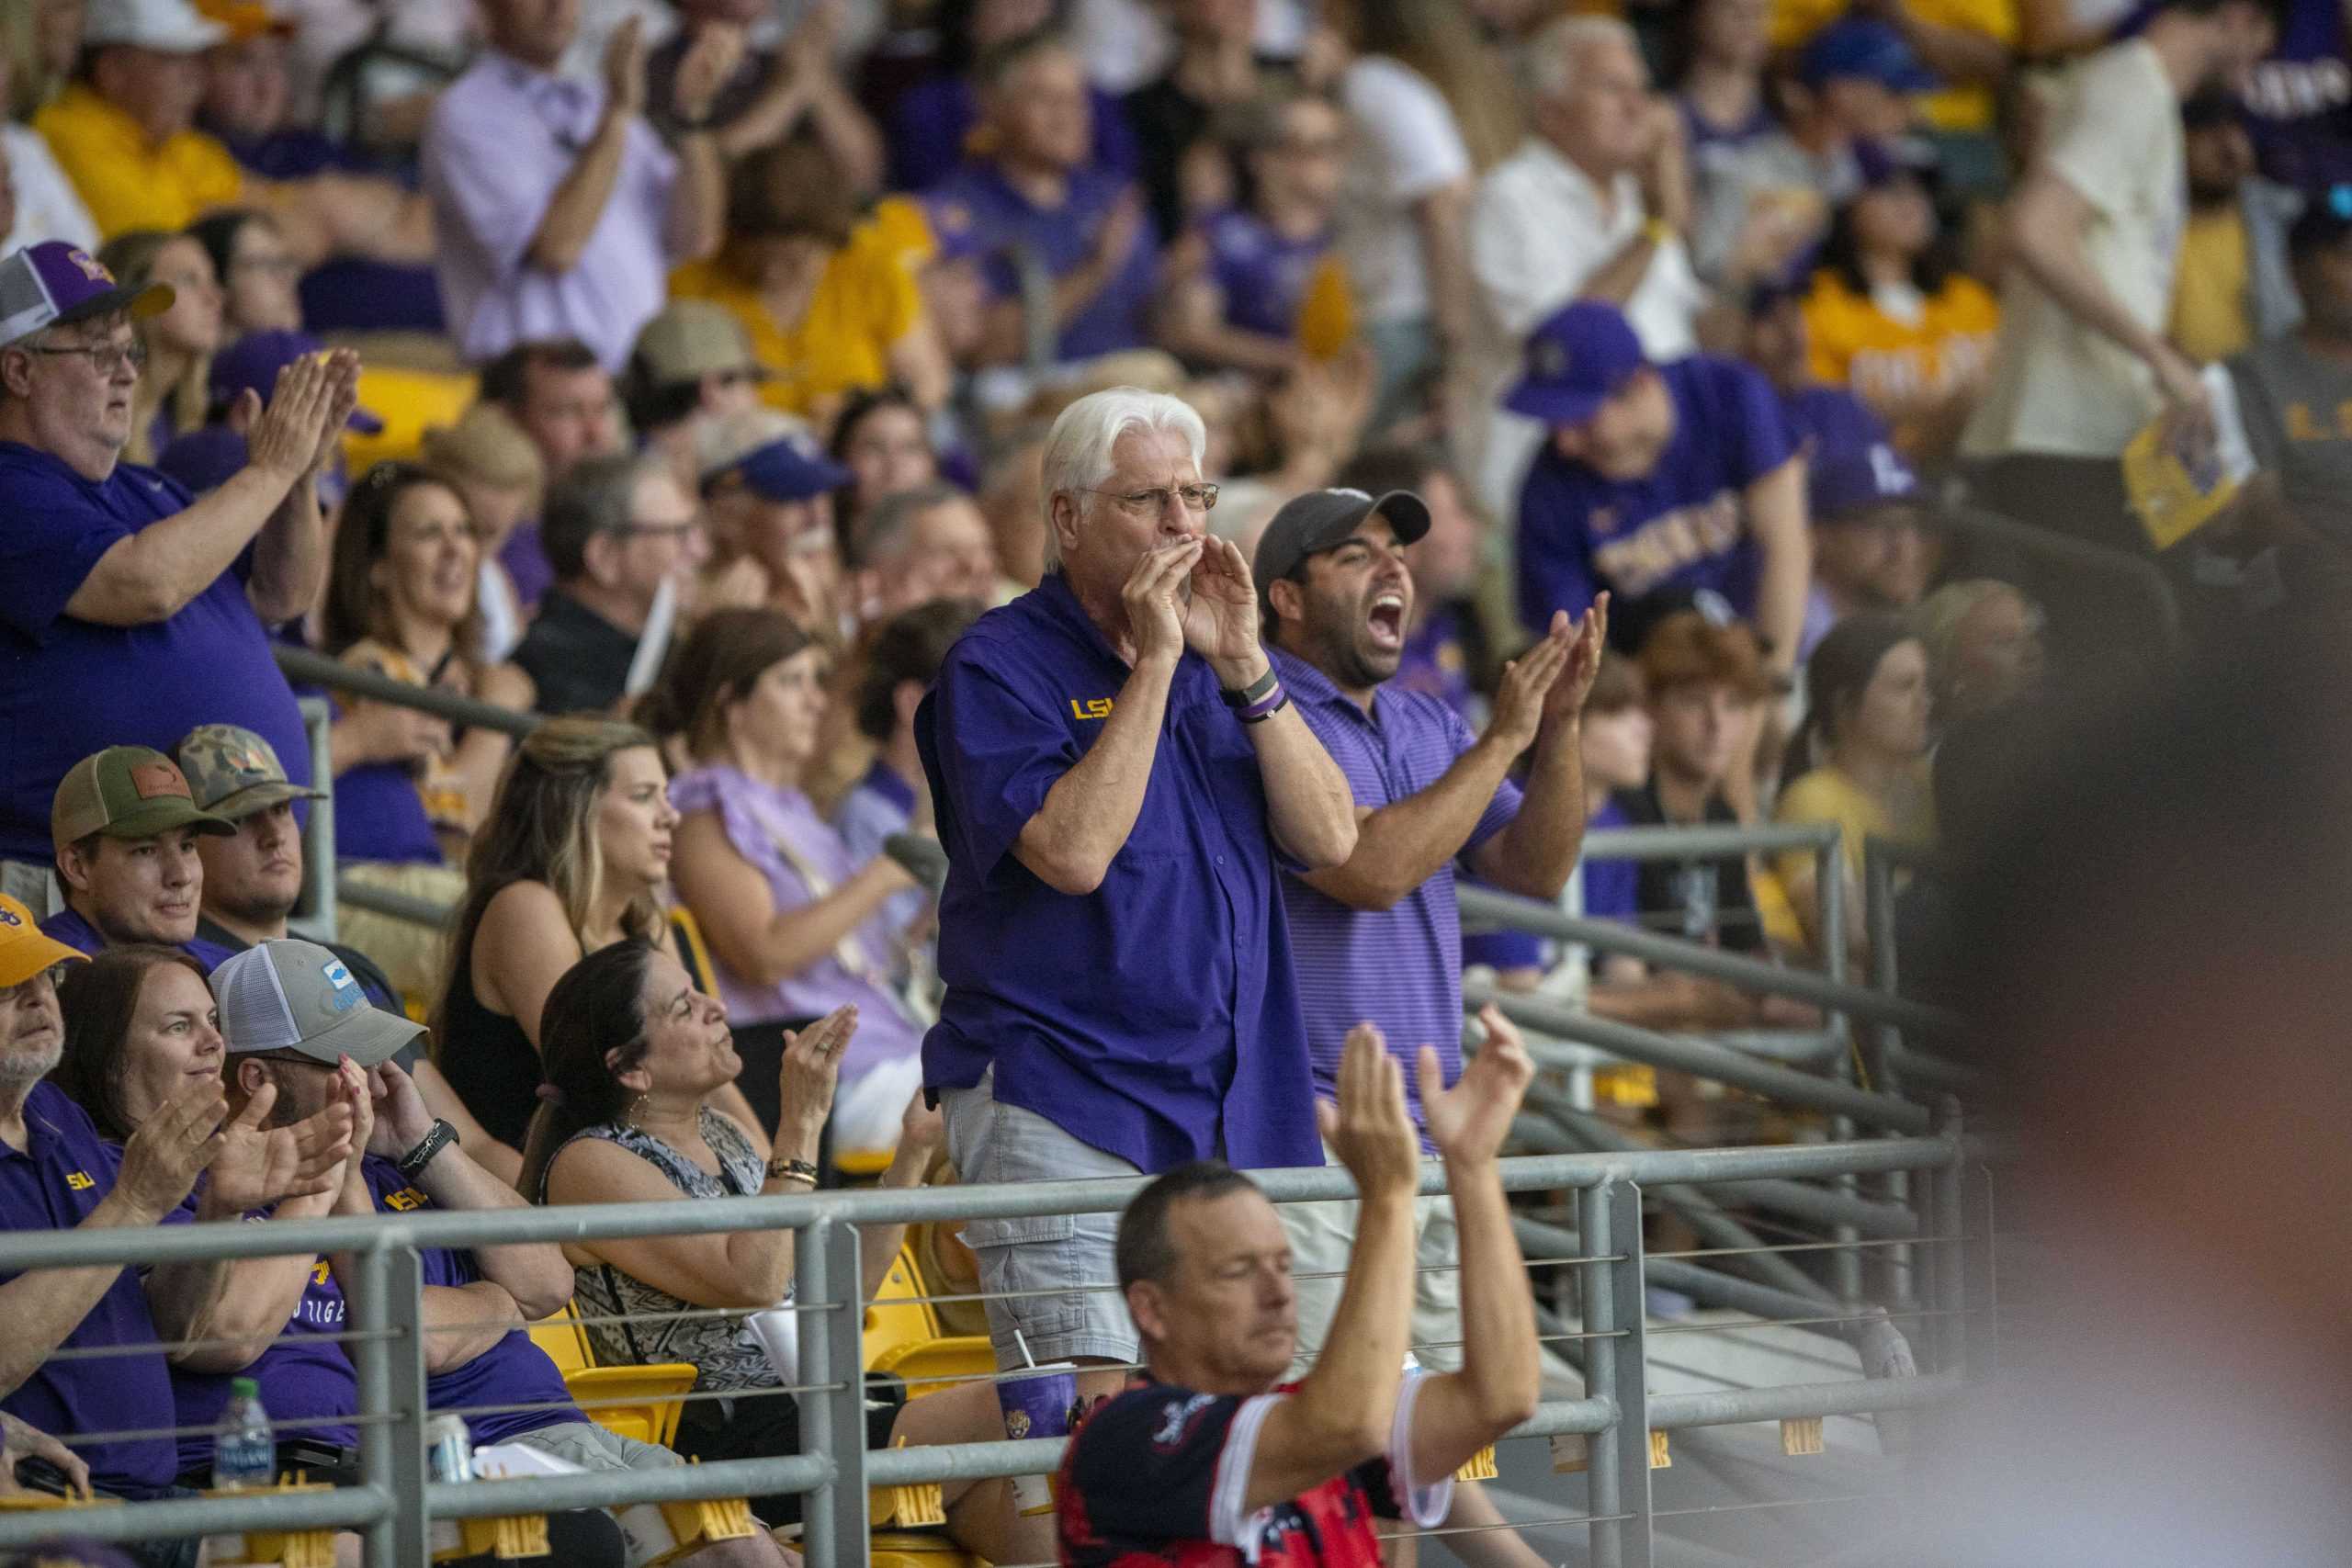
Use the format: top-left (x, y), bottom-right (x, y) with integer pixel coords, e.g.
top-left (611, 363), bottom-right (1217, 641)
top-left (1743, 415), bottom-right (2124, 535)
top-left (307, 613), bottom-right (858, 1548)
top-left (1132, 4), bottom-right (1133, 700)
top-left (2229, 194), bottom-right (2352, 550)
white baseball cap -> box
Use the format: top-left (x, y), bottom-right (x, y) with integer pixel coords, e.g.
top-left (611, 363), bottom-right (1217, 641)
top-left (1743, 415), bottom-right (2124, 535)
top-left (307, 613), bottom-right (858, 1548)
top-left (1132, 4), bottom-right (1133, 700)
top-left (84, 0), bottom-right (230, 53)
top-left (212, 939), bottom-right (423, 1067)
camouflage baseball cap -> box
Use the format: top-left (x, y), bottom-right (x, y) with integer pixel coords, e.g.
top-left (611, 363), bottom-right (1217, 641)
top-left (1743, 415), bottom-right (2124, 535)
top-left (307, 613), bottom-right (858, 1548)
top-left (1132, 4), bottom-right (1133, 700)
top-left (51, 746), bottom-right (234, 851)
top-left (175, 724), bottom-right (326, 820)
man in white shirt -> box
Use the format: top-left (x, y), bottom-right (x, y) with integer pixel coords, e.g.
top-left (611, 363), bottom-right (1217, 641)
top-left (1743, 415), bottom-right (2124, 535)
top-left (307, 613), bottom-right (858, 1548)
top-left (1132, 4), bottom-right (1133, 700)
top-left (1960, 0), bottom-right (2280, 558)
top-left (1463, 16), bottom-right (1706, 516)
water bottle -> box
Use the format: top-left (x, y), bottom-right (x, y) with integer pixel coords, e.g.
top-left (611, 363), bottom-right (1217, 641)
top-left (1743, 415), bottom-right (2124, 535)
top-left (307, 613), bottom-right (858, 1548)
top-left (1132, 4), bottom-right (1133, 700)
top-left (208, 1377), bottom-right (275, 1561)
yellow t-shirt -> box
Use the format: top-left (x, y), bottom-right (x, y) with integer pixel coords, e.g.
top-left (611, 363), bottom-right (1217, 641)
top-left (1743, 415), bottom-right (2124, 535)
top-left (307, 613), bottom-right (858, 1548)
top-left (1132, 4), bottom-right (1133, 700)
top-left (2167, 207), bottom-right (2253, 367)
top-left (35, 83), bottom-right (244, 239)
top-left (1759, 762), bottom-right (1935, 950)
top-left (1803, 270), bottom-right (2000, 448)
top-left (669, 216), bottom-right (923, 423)
top-left (1769, 0), bottom-right (2018, 132)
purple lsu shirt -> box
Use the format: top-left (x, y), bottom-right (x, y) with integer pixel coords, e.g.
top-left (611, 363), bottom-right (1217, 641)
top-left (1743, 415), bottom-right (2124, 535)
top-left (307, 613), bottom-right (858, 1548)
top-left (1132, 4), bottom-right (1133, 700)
top-left (1197, 207), bottom-right (1333, 341)
top-left (923, 162), bottom-right (1161, 364)
top-left (0, 443), bottom-right (311, 864)
top-left (1272, 649), bottom-right (1521, 1145)
top-left (1515, 355), bottom-right (1795, 636)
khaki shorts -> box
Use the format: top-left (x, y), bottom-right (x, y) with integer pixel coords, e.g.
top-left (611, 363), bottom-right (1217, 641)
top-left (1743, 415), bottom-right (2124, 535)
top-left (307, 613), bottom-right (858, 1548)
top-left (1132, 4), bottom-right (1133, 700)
top-left (1281, 1146), bottom-right (1464, 1380)
top-left (941, 1068), bottom-right (1141, 1367)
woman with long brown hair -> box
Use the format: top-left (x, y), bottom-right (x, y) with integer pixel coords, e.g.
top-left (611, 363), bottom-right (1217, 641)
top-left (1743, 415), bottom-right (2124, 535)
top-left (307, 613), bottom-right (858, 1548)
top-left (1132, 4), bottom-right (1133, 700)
top-left (96, 229), bottom-right (225, 465)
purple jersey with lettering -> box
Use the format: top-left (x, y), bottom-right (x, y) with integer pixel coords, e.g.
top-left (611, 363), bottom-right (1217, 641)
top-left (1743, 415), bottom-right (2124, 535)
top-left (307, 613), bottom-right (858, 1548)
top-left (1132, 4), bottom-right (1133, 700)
top-left (1515, 355), bottom-right (1795, 633)
top-left (2243, 0), bottom-right (2352, 188)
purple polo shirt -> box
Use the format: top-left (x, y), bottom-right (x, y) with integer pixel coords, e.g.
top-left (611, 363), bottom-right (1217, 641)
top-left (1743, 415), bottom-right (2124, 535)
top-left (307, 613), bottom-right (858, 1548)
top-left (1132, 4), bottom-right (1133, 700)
top-left (422, 51), bottom-right (683, 369)
top-left (359, 1157), bottom-right (584, 1446)
top-left (916, 571), bottom-right (1321, 1173)
top-left (1198, 208), bottom-right (1332, 340)
top-left (924, 161), bottom-right (1160, 364)
top-left (0, 443), bottom-right (311, 863)
top-left (0, 1084), bottom-right (185, 1492)
top-left (1272, 650), bottom-right (1519, 1144)
top-left (41, 905), bottom-right (240, 974)
top-left (1516, 355), bottom-right (1795, 635)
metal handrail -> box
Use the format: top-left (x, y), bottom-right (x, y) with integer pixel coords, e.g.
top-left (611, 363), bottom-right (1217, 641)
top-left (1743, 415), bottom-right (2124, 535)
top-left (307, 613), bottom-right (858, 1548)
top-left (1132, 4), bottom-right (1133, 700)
top-left (273, 645), bottom-right (541, 738)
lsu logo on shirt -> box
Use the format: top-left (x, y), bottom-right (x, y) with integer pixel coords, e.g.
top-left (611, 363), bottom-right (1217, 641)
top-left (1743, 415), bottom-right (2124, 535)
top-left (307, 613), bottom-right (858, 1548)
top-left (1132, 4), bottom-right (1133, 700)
top-left (1069, 696), bottom-right (1114, 721)
top-left (381, 1186), bottom-right (429, 1212)
top-left (63, 1171), bottom-right (95, 1191)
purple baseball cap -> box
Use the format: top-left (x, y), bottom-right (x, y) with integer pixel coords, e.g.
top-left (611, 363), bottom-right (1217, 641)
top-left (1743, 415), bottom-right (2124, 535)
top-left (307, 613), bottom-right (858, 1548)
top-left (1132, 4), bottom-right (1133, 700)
top-left (729, 435), bottom-right (853, 502)
top-left (1502, 300), bottom-right (1649, 429)
top-left (0, 240), bottom-right (173, 346)
top-left (1810, 443), bottom-right (1919, 524)
top-left (210, 330), bottom-right (383, 433)
top-left (1799, 17), bottom-right (1938, 93)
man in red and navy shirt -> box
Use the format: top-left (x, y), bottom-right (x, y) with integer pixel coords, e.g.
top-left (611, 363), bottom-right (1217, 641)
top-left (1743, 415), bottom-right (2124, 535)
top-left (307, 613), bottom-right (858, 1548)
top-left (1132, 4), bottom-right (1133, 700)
top-left (1057, 1016), bottom-right (1544, 1568)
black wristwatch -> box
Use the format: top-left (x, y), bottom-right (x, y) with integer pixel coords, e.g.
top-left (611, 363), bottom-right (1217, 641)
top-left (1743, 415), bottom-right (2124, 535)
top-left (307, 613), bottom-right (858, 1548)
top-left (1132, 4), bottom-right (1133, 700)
top-left (397, 1119), bottom-right (458, 1180)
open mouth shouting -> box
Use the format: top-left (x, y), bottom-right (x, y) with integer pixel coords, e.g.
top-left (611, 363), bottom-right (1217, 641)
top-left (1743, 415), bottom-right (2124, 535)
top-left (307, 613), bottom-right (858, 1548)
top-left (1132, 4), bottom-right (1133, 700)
top-left (1365, 591), bottom-right (1408, 652)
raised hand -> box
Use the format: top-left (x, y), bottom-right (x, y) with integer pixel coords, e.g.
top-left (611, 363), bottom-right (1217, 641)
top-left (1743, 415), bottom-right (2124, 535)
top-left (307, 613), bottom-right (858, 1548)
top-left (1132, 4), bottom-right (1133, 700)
top-left (1419, 1005), bottom-right (1534, 1167)
top-left (243, 351), bottom-right (335, 484)
top-left (1544, 592), bottom-right (1611, 726)
top-left (673, 20), bottom-right (747, 124)
top-left (0, 1413), bottom-right (88, 1500)
top-left (112, 1078), bottom-right (228, 1221)
top-left (366, 1061), bottom-right (435, 1161)
top-left (1121, 536), bottom-right (1200, 668)
top-left (1316, 1022), bottom-right (1422, 1203)
top-left (207, 1084), bottom-right (356, 1213)
top-left (778, 1004), bottom-right (855, 1144)
top-left (1181, 534), bottom-right (1263, 676)
top-left (303, 347), bottom-right (363, 476)
top-left (603, 15), bottom-right (649, 120)
top-left (1486, 618), bottom-right (1571, 753)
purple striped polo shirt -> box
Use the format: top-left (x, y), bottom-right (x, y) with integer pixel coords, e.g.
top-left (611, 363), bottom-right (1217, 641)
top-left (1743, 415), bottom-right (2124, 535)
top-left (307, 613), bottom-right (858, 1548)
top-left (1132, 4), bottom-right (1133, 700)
top-left (1272, 649), bottom-right (1521, 1141)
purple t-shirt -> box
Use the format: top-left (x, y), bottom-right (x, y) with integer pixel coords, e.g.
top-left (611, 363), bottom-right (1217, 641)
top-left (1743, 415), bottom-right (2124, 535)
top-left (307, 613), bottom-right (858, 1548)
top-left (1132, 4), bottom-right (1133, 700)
top-left (0, 1084), bottom-right (187, 1492)
top-left (0, 443), bottom-right (311, 863)
top-left (422, 51), bottom-right (683, 369)
top-left (41, 904), bottom-right (240, 974)
top-left (498, 524), bottom-right (556, 612)
top-left (917, 572), bottom-right (1320, 1174)
top-left (1393, 604), bottom-right (1479, 728)
top-left (332, 761), bottom-right (445, 865)
top-left (1273, 650), bottom-right (1521, 1144)
top-left (1197, 208), bottom-right (1332, 339)
top-left (1516, 355), bottom-right (1795, 635)
top-left (924, 161), bottom-right (1160, 363)
top-left (668, 763), bottom-right (922, 1077)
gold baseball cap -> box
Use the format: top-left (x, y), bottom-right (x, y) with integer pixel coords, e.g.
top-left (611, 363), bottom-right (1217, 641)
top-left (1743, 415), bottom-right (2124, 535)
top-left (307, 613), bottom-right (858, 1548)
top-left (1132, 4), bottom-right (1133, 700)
top-left (0, 894), bottom-right (85, 988)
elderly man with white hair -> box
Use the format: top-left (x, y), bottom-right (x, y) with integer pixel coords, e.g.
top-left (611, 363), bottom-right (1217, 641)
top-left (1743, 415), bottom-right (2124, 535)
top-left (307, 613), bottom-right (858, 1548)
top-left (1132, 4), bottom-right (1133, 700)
top-left (916, 386), bottom-right (1357, 1400)
top-left (1464, 15), bottom-right (1708, 514)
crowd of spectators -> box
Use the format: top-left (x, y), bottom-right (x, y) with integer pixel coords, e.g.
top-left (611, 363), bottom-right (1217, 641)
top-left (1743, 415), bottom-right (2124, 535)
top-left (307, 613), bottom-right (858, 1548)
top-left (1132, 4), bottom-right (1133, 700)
top-left (0, 0), bottom-right (2341, 1554)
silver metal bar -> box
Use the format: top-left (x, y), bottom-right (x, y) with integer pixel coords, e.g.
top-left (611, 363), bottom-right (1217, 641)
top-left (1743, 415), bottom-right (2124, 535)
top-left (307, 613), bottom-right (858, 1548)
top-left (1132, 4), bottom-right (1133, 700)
top-left (384, 1247), bottom-right (428, 1566)
top-left (275, 645), bottom-right (539, 736)
top-left (1579, 1179), bottom-right (1655, 1568)
top-left (345, 1242), bottom-right (405, 1564)
top-left (334, 876), bottom-right (453, 931)
top-left (797, 1216), bottom-right (867, 1568)
top-left (288, 696), bottom-right (336, 944)
top-left (1641, 1258), bottom-right (1849, 1333)
top-left (1578, 823), bottom-right (1839, 861)
top-left (0, 1143), bottom-right (1974, 1270)
top-left (426, 1455), bottom-right (829, 1517)
top-left (1457, 887), bottom-right (1961, 1039)
top-left (1648, 1371), bottom-right (1963, 1431)
top-left (0, 1485), bottom-right (390, 1548)
top-left (1470, 984), bottom-right (1936, 1134)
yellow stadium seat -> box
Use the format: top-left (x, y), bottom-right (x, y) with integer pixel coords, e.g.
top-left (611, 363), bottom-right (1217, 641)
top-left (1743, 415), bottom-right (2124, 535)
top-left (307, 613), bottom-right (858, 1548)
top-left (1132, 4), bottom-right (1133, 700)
top-left (869, 1532), bottom-right (985, 1568)
top-left (865, 1245), bottom-right (944, 1368)
top-left (868, 1335), bottom-right (999, 1401)
top-left (530, 1303), bottom-right (698, 1448)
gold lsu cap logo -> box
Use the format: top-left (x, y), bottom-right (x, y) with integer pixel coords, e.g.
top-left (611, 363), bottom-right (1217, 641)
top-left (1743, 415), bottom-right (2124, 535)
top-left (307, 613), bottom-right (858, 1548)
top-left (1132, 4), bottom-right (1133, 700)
top-left (65, 249), bottom-right (112, 284)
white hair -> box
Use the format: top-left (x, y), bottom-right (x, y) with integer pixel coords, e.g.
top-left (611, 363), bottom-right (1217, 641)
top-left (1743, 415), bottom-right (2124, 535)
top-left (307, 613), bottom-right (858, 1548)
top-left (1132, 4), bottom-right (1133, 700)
top-left (1525, 15), bottom-right (1640, 106)
top-left (1036, 387), bottom-right (1208, 570)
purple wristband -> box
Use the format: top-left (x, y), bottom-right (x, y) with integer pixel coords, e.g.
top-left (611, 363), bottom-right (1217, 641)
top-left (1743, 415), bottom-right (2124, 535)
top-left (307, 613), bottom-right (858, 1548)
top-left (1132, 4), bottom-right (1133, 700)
top-left (1238, 684), bottom-right (1289, 724)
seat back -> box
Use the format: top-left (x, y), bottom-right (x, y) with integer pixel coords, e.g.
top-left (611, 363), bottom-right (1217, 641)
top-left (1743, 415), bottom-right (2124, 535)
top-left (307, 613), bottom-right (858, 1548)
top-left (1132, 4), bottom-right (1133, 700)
top-left (864, 1245), bottom-right (944, 1370)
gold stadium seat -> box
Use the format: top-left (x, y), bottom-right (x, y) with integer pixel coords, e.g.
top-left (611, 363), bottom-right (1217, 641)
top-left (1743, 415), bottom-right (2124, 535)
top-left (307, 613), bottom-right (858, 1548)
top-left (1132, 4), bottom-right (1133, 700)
top-left (529, 1303), bottom-right (697, 1448)
top-left (869, 1533), bottom-right (986, 1568)
top-left (865, 1245), bottom-right (997, 1398)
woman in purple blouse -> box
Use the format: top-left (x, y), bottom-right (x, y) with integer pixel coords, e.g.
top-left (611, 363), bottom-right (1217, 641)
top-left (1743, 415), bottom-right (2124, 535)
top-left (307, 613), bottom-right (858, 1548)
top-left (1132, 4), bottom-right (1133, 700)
top-left (645, 608), bottom-right (929, 1158)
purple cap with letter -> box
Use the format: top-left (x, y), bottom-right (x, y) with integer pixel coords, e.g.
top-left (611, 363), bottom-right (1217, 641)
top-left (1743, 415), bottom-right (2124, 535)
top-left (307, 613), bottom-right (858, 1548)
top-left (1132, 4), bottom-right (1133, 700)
top-left (210, 329), bottom-right (383, 432)
top-left (1810, 443), bottom-right (1919, 524)
top-left (0, 240), bottom-right (174, 346)
top-left (1502, 300), bottom-right (1649, 429)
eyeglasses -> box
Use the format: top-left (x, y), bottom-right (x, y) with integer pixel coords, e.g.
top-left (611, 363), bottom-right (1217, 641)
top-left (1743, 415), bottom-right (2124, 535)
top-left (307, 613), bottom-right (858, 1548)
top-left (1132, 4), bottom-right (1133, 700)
top-left (28, 340), bottom-right (147, 377)
top-left (1083, 484), bottom-right (1221, 516)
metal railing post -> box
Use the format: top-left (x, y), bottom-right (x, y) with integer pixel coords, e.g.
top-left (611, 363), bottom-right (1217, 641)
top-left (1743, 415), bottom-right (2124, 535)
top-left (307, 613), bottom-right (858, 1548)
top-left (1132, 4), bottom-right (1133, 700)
top-left (1931, 1104), bottom-right (1969, 1379)
top-left (1579, 1179), bottom-right (1652, 1568)
top-left (349, 1241), bottom-right (427, 1565)
top-left (1959, 1156), bottom-right (1999, 1382)
top-left (1861, 840), bottom-right (1911, 1309)
top-left (291, 696), bottom-right (336, 945)
top-left (1816, 838), bottom-right (1867, 1306)
top-left (797, 1217), bottom-right (869, 1568)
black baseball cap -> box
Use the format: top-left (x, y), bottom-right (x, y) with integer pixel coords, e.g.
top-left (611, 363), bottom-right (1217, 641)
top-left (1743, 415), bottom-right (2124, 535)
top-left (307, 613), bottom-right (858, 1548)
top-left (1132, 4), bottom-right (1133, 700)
top-left (1251, 487), bottom-right (1431, 618)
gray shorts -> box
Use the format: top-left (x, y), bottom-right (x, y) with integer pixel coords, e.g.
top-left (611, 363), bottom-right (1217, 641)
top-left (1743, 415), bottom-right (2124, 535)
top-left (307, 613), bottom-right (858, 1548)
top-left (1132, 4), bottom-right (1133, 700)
top-left (507, 1418), bottom-right (682, 1478)
top-left (941, 1070), bottom-right (1140, 1367)
top-left (1281, 1145), bottom-right (1464, 1381)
